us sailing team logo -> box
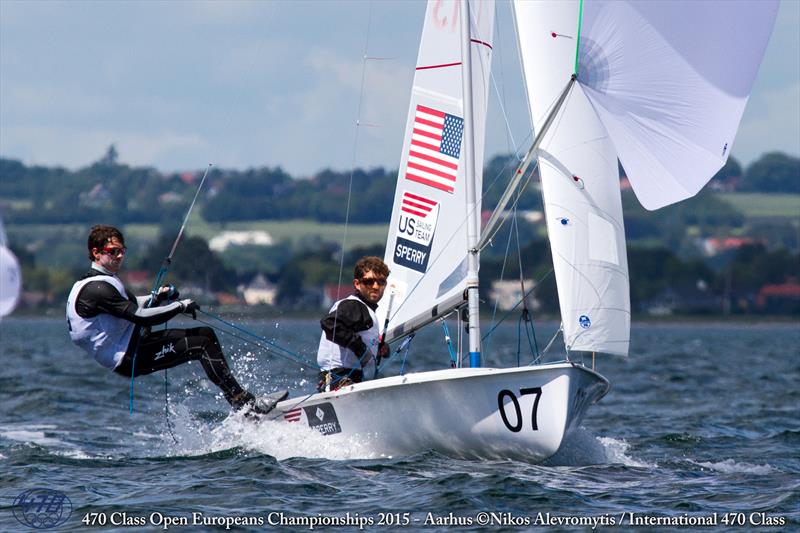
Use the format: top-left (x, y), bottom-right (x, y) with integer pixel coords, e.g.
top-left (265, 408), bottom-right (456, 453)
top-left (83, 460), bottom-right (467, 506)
top-left (394, 190), bottom-right (439, 274)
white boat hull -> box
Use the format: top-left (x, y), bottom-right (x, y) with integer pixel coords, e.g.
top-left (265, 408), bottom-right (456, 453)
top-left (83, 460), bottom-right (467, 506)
top-left (273, 363), bottom-right (609, 461)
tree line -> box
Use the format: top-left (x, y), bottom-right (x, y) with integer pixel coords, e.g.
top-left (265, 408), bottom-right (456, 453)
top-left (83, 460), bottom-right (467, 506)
top-left (1, 147), bottom-right (798, 226)
top-left (2, 146), bottom-right (798, 315)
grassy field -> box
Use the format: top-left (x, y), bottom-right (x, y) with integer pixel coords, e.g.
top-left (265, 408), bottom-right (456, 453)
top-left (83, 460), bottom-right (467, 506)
top-left (6, 219), bottom-right (390, 270)
top-left (719, 192), bottom-right (800, 219)
top-left (8, 220), bottom-right (388, 248)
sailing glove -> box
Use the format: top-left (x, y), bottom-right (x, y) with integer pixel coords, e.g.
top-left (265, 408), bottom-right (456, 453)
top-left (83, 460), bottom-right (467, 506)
top-left (179, 299), bottom-right (200, 319)
top-left (155, 284), bottom-right (180, 304)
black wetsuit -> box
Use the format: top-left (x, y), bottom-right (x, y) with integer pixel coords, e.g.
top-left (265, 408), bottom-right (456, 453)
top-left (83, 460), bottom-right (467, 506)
top-left (74, 269), bottom-right (254, 408)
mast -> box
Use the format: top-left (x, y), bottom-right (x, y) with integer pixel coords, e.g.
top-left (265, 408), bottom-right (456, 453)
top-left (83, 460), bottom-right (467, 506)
top-left (460, 0), bottom-right (481, 367)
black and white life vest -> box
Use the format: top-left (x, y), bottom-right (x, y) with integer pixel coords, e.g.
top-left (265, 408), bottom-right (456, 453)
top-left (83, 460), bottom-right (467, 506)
top-left (317, 294), bottom-right (379, 377)
top-left (66, 275), bottom-right (135, 369)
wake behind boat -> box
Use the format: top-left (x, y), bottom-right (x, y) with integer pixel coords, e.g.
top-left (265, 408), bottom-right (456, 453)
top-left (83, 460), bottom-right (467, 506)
top-left (264, 0), bottom-right (776, 462)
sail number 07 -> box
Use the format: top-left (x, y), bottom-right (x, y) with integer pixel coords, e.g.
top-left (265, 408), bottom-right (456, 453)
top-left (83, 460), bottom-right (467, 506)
top-left (497, 387), bottom-right (542, 432)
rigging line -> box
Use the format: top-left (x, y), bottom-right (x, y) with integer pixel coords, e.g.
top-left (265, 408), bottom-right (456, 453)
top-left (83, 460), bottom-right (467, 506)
top-left (514, 210), bottom-right (540, 360)
top-left (513, 201), bottom-right (539, 360)
top-left (509, 0), bottom-right (534, 130)
top-left (375, 333), bottom-right (413, 376)
top-left (478, 160), bottom-right (535, 252)
top-left (166, 164), bottom-right (212, 268)
top-left (193, 316), bottom-right (302, 364)
top-left (328, 0), bottom-right (375, 372)
top-left (482, 77), bottom-right (579, 261)
top-left (383, 146), bottom-right (534, 337)
top-left (539, 324), bottom-right (562, 359)
top-left (194, 314), bottom-right (382, 413)
top-left (479, 77), bottom-right (576, 250)
top-left (490, 2), bottom-right (515, 153)
top-left (483, 204), bottom-right (517, 364)
top-left (383, 11), bottom-right (568, 333)
top-left (196, 310), bottom-right (316, 369)
top-left (441, 320), bottom-right (458, 367)
top-left (383, 149), bottom-right (522, 330)
top-left (129, 164), bottom-right (212, 414)
top-left (481, 266), bottom-right (553, 343)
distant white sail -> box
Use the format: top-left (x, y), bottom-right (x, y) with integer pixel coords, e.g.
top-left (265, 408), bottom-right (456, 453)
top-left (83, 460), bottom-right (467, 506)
top-left (515, 0), bottom-right (630, 356)
top-left (578, 0), bottom-right (779, 210)
top-left (379, 0), bottom-right (495, 340)
top-left (0, 216), bottom-right (21, 316)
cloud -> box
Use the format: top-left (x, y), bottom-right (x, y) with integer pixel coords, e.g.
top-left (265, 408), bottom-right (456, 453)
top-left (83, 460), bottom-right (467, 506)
top-left (735, 81), bottom-right (800, 165)
top-left (0, 124), bottom-right (206, 170)
top-left (0, 0), bottom-right (796, 177)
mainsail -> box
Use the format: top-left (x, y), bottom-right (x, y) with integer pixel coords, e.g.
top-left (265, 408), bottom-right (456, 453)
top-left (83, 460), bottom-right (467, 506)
top-left (379, 0), bottom-right (495, 341)
top-left (514, 0), bottom-right (630, 356)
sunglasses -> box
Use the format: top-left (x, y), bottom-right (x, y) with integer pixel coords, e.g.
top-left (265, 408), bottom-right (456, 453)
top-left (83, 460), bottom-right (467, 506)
top-left (99, 246), bottom-right (127, 257)
top-left (359, 277), bottom-right (387, 287)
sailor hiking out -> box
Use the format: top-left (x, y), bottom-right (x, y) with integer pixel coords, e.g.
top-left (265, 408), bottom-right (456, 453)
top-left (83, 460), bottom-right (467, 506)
top-left (66, 225), bottom-right (287, 416)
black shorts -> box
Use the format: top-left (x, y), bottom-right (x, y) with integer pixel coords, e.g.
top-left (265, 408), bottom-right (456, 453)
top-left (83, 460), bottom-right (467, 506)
top-left (114, 327), bottom-right (215, 377)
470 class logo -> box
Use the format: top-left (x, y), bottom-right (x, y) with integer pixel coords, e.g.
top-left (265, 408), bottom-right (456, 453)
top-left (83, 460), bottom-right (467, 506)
top-left (13, 488), bottom-right (72, 529)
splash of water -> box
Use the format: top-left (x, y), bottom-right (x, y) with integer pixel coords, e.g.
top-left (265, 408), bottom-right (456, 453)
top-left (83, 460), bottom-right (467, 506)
top-left (596, 436), bottom-right (655, 468)
top-left (159, 403), bottom-right (381, 461)
top-left (692, 458), bottom-right (775, 475)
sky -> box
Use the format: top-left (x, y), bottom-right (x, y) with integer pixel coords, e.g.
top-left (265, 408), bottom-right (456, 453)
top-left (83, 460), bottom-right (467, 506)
top-left (1, 0), bottom-right (798, 178)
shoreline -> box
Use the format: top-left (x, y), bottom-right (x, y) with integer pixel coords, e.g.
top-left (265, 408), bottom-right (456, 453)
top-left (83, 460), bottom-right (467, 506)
top-left (8, 307), bottom-right (799, 326)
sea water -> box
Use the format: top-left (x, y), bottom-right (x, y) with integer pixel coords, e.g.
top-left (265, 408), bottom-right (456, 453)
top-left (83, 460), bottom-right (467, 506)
top-left (1, 317), bottom-right (797, 531)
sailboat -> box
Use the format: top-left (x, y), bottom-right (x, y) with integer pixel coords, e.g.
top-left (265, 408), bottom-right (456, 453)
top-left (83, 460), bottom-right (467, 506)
top-left (0, 216), bottom-right (22, 318)
top-left (271, 0), bottom-right (777, 461)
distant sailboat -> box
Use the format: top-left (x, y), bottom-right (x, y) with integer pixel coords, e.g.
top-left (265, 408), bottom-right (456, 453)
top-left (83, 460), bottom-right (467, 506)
top-left (0, 216), bottom-right (22, 317)
top-left (271, 0), bottom-right (777, 461)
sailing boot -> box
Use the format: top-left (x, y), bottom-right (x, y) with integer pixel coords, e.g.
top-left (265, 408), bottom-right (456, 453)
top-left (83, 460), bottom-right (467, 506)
top-left (238, 390), bottom-right (289, 419)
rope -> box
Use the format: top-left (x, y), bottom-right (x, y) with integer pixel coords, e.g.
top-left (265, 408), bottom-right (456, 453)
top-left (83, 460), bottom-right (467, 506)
top-left (481, 266), bottom-right (553, 344)
top-left (384, 149), bottom-right (525, 330)
top-left (441, 320), bottom-right (458, 368)
top-left (129, 165), bottom-right (212, 414)
top-left (197, 309), bottom-right (316, 369)
top-left (513, 205), bottom-right (540, 362)
top-left (195, 310), bottom-right (371, 399)
top-left (483, 204), bottom-right (517, 363)
top-left (397, 334), bottom-right (414, 376)
top-left (327, 1), bottom-right (375, 373)
top-left (164, 368), bottom-right (178, 444)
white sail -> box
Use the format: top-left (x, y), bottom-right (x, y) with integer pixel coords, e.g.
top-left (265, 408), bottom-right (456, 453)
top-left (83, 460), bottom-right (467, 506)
top-left (0, 218), bottom-right (21, 317)
top-left (514, 0), bottom-right (630, 356)
top-left (379, 0), bottom-right (495, 341)
top-left (578, 0), bottom-right (779, 210)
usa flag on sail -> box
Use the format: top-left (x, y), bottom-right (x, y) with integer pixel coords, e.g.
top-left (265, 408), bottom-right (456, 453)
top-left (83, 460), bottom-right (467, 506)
top-left (405, 104), bottom-right (463, 194)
